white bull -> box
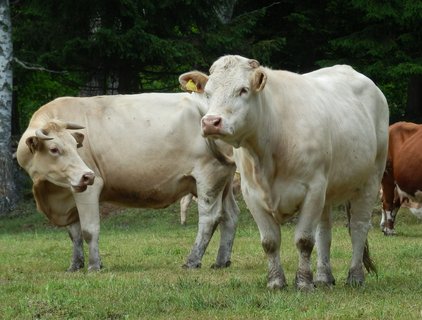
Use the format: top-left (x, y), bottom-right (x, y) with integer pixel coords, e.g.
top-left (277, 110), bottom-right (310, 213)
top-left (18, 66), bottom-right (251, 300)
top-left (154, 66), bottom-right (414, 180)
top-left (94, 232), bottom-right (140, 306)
top-left (180, 55), bottom-right (389, 289)
top-left (17, 93), bottom-right (239, 271)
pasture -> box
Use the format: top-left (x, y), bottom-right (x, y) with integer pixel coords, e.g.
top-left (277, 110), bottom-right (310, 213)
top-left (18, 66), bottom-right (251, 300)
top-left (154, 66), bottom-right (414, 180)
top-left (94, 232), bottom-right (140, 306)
top-left (1, 198), bottom-right (422, 319)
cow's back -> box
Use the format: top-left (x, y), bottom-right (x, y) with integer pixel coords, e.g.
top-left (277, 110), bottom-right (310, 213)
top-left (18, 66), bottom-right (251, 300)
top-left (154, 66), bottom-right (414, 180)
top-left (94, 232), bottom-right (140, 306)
top-left (266, 65), bottom-right (389, 204)
top-left (25, 93), bottom-right (220, 208)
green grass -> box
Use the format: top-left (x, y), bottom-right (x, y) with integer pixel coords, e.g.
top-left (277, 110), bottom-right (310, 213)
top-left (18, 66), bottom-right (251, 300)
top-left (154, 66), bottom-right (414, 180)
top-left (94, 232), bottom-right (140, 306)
top-left (1, 198), bottom-right (422, 319)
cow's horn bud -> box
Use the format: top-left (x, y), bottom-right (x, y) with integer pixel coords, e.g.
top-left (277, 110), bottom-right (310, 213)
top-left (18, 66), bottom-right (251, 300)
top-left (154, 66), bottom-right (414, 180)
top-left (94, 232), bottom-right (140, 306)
top-left (65, 122), bottom-right (85, 130)
top-left (248, 59), bottom-right (260, 68)
top-left (35, 129), bottom-right (53, 140)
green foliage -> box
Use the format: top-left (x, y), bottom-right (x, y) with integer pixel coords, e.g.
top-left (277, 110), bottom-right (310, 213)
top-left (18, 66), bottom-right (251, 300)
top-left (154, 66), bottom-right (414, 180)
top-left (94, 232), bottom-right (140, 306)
top-left (15, 72), bottom-right (81, 129)
top-left (10, 0), bottom-right (422, 132)
top-left (316, 0), bottom-right (422, 118)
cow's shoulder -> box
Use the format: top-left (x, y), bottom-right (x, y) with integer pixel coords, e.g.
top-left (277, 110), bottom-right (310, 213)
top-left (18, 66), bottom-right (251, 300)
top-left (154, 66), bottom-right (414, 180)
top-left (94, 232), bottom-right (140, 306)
top-left (390, 121), bottom-right (421, 135)
top-left (389, 122), bottom-right (422, 148)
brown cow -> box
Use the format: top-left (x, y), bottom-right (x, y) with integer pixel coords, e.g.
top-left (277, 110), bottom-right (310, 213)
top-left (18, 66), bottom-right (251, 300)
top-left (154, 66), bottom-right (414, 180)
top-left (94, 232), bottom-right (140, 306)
top-left (381, 122), bottom-right (422, 235)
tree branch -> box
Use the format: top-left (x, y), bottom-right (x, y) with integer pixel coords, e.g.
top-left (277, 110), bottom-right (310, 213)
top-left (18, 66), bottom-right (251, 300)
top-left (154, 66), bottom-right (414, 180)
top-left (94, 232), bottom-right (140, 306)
top-left (13, 57), bottom-right (68, 74)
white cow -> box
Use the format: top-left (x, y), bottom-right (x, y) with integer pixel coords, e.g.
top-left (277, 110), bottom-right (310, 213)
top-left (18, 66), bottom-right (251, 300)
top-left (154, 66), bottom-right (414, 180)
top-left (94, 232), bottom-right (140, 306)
top-left (17, 92), bottom-right (239, 271)
top-left (180, 55), bottom-right (389, 289)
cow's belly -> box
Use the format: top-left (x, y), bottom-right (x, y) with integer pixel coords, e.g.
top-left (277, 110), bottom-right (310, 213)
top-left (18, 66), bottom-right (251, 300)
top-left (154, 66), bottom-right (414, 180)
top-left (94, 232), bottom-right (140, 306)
top-left (99, 174), bottom-right (196, 209)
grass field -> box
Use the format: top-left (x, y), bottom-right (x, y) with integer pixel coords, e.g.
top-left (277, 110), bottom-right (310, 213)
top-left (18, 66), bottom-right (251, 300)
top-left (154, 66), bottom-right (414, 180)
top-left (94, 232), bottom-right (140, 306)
top-left (1, 197), bottom-right (422, 319)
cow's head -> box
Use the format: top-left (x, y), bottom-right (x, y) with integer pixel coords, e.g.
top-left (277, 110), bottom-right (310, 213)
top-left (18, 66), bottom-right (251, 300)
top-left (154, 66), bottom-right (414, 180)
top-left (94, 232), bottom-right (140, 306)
top-left (23, 120), bottom-right (95, 192)
top-left (179, 55), bottom-right (267, 147)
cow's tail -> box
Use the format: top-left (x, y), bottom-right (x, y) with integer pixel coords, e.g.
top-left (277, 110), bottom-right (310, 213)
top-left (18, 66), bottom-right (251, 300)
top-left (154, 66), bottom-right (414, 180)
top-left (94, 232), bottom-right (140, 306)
top-left (345, 201), bottom-right (378, 275)
top-left (206, 138), bottom-right (235, 166)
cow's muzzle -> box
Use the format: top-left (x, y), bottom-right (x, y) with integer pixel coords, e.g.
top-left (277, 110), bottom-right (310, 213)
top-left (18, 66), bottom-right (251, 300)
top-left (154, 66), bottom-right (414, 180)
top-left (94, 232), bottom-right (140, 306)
top-left (72, 172), bottom-right (95, 192)
top-left (201, 115), bottom-right (223, 136)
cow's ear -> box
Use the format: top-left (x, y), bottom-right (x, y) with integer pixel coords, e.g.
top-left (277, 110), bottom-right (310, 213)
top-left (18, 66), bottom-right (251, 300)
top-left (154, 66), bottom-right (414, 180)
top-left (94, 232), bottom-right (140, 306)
top-left (71, 132), bottom-right (84, 148)
top-left (179, 71), bottom-right (208, 93)
top-left (251, 68), bottom-right (267, 92)
top-left (26, 136), bottom-right (40, 154)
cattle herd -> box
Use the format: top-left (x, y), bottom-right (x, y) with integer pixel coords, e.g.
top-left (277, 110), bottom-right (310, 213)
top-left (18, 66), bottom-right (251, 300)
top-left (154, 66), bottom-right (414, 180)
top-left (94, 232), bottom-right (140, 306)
top-left (16, 55), bottom-right (422, 290)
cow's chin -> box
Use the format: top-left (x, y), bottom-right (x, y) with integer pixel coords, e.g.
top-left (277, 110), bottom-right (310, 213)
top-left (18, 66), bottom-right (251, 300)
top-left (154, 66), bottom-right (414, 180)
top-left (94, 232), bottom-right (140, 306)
top-left (202, 130), bottom-right (242, 148)
top-left (71, 185), bottom-right (88, 193)
top-left (202, 126), bottom-right (233, 139)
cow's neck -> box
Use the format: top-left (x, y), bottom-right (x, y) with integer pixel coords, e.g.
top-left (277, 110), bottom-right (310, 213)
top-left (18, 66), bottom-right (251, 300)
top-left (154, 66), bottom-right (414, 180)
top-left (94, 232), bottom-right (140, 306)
top-left (237, 93), bottom-right (281, 194)
top-left (240, 91), bottom-right (280, 164)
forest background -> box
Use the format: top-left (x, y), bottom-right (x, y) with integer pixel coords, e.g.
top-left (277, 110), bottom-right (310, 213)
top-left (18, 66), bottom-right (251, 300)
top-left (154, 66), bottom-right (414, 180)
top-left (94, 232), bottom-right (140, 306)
top-left (0, 0), bottom-right (421, 212)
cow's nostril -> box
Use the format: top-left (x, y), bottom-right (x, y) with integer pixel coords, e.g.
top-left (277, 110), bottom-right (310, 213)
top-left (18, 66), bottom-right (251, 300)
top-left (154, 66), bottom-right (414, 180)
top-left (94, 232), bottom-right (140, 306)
top-left (82, 172), bottom-right (94, 185)
top-left (213, 118), bottom-right (221, 127)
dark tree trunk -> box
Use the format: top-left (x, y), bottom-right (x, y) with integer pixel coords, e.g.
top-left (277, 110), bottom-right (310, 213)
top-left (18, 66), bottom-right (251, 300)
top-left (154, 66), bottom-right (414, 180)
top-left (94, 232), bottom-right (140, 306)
top-left (404, 74), bottom-right (422, 123)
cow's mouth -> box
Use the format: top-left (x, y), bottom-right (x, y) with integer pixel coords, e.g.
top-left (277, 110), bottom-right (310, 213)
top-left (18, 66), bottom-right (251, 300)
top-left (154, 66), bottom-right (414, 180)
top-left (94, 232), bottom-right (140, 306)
top-left (202, 130), bottom-right (227, 138)
top-left (71, 172), bottom-right (95, 193)
top-left (72, 185), bottom-right (88, 193)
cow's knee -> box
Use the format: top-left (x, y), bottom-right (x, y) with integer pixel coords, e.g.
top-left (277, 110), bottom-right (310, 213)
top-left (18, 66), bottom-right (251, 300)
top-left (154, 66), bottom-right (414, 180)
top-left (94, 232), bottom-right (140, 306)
top-left (262, 238), bottom-right (278, 255)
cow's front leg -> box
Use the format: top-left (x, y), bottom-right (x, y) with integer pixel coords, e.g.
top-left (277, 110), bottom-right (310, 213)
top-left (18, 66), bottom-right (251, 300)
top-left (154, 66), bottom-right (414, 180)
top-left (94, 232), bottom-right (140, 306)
top-left (254, 211), bottom-right (286, 289)
top-left (183, 193), bottom-right (223, 269)
top-left (382, 208), bottom-right (399, 236)
top-left (67, 221), bottom-right (84, 272)
top-left (315, 205), bottom-right (335, 286)
top-left (73, 180), bottom-right (103, 271)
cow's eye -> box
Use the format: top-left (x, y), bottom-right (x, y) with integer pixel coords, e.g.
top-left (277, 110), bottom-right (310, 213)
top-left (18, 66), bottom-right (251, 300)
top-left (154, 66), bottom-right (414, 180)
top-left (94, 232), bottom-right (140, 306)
top-left (49, 147), bottom-right (60, 155)
top-left (239, 87), bottom-right (249, 96)
top-left (205, 92), bottom-right (211, 100)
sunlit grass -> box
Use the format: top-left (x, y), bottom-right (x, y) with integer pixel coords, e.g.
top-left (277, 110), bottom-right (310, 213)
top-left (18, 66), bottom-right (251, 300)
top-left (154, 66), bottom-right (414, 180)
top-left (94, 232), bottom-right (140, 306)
top-left (1, 198), bottom-right (422, 319)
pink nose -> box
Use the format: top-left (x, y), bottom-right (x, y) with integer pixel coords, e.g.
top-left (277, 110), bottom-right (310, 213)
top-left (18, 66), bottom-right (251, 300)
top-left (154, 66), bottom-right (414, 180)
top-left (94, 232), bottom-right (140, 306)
top-left (81, 172), bottom-right (95, 186)
top-left (201, 115), bottom-right (222, 135)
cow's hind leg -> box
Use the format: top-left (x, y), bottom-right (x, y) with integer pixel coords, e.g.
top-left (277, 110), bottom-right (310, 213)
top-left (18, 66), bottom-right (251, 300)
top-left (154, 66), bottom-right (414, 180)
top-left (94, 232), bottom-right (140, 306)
top-left (183, 191), bottom-right (224, 269)
top-left (212, 188), bottom-right (239, 268)
top-left (180, 194), bottom-right (194, 225)
top-left (347, 180), bottom-right (378, 286)
top-left (67, 220), bottom-right (84, 272)
top-left (315, 205), bottom-right (335, 286)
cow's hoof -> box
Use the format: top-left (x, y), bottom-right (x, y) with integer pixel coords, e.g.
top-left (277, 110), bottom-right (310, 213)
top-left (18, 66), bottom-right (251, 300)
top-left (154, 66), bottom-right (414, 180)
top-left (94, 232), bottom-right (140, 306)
top-left (296, 282), bottom-right (315, 291)
top-left (314, 279), bottom-right (335, 288)
top-left (295, 278), bottom-right (315, 291)
top-left (295, 270), bottom-right (314, 291)
top-left (87, 263), bottom-right (103, 272)
top-left (346, 267), bottom-right (365, 287)
top-left (66, 259), bottom-right (84, 272)
top-left (383, 228), bottom-right (396, 236)
top-left (267, 270), bottom-right (288, 290)
top-left (66, 264), bottom-right (84, 272)
top-left (182, 262), bottom-right (201, 269)
top-left (267, 278), bottom-right (288, 290)
top-left (211, 260), bottom-right (231, 269)
top-left (315, 268), bottom-right (336, 287)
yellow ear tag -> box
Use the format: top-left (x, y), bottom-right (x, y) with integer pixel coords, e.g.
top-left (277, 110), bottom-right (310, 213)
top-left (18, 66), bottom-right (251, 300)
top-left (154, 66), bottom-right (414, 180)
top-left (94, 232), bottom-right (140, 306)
top-left (186, 79), bottom-right (198, 92)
